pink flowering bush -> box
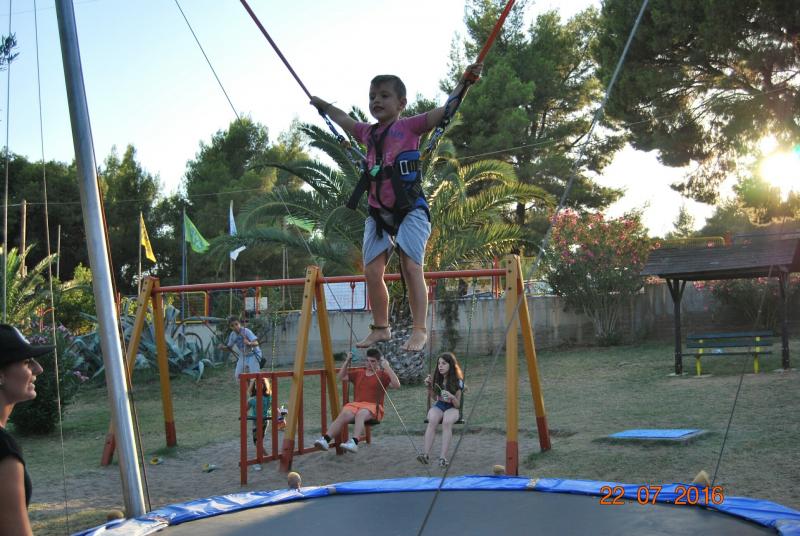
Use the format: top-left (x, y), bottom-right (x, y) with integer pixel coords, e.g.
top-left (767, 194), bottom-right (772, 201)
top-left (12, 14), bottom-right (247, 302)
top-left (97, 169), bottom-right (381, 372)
top-left (544, 210), bottom-right (651, 345)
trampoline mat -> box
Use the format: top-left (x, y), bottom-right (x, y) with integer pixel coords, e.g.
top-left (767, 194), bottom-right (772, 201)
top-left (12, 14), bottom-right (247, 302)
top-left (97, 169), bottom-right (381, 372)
top-left (609, 429), bottom-right (705, 440)
top-left (162, 489), bottom-right (775, 535)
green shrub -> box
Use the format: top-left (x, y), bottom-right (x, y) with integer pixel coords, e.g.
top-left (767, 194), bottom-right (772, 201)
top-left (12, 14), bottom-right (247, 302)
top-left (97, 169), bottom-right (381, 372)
top-left (55, 264), bottom-right (96, 334)
top-left (697, 275), bottom-right (800, 330)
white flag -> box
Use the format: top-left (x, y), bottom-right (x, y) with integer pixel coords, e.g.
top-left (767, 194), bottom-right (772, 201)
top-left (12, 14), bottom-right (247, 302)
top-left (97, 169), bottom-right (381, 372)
top-left (229, 200), bottom-right (246, 261)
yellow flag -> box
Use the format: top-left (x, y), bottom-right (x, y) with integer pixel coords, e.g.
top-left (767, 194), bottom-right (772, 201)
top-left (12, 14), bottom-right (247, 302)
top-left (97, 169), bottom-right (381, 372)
top-left (140, 213), bottom-right (157, 263)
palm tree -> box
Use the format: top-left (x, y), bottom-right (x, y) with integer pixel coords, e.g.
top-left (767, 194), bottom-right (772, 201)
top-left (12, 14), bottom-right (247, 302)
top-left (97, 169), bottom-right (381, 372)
top-left (211, 124), bottom-right (551, 381)
top-left (209, 124), bottom-right (365, 273)
top-left (1, 246), bottom-right (57, 327)
top-left (424, 139), bottom-right (549, 270)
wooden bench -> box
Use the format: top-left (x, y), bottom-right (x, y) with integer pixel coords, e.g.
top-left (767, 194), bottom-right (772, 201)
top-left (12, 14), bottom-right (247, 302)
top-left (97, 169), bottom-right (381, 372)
top-left (684, 331), bottom-right (776, 376)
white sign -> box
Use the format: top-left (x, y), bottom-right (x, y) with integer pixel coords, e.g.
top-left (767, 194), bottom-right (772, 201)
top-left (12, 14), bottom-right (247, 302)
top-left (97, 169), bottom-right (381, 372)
top-left (244, 296), bottom-right (269, 312)
top-left (315, 282), bottom-right (367, 311)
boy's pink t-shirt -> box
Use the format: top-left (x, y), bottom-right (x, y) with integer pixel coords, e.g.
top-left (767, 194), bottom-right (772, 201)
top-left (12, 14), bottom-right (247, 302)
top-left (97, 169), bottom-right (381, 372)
top-left (353, 113), bottom-right (429, 209)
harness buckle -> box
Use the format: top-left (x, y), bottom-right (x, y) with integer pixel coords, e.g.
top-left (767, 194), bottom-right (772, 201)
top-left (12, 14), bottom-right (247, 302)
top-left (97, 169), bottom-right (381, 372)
top-left (398, 160), bottom-right (409, 175)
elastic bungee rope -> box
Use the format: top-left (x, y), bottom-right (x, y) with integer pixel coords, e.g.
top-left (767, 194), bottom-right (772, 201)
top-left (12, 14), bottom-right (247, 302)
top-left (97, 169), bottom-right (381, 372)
top-left (238, 0), bottom-right (366, 167)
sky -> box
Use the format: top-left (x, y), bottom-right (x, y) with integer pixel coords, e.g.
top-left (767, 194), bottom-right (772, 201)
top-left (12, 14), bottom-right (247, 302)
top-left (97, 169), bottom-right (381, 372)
top-left (3, 0), bottom-right (717, 237)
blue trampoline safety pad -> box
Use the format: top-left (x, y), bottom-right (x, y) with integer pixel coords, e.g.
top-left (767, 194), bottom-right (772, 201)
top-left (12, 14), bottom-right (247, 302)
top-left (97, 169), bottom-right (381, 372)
top-left (74, 475), bottom-right (800, 536)
top-left (610, 428), bottom-right (704, 439)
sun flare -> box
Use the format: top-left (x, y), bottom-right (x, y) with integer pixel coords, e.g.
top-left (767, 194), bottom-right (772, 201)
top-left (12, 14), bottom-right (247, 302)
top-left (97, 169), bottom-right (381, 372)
top-left (759, 149), bottom-right (800, 201)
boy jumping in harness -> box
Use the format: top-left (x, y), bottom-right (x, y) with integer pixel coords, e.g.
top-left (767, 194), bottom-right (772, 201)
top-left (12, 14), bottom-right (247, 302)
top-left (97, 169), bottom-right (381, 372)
top-left (310, 63), bottom-right (482, 352)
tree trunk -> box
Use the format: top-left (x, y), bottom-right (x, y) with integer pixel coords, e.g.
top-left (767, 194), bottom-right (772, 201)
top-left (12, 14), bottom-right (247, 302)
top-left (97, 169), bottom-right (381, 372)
top-left (373, 301), bottom-right (426, 384)
top-left (515, 202), bottom-right (526, 226)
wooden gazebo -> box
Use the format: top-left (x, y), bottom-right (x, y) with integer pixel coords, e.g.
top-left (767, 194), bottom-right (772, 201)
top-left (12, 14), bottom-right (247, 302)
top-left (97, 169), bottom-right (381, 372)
top-left (642, 238), bottom-right (800, 375)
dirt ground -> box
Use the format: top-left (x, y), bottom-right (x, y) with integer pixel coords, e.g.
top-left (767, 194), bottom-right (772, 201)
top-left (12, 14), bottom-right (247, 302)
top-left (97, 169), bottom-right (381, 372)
top-left (34, 430), bottom-right (526, 531)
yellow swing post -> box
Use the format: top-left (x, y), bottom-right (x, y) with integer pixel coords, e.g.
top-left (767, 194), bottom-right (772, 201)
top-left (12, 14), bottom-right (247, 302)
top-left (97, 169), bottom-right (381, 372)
top-left (314, 268), bottom-right (342, 426)
top-left (503, 254), bottom-right (551, 476)
top-left (503, 256), bottom-right (520, 475)
top-left (513, 257), bottom-right (551, 452)
top-left (151, 278), bottom-right (177, 447)
top-left (280, 266), bottom-right (320, 471)
top-left (100, 277), bottom-right (155, 465)
top-left (126, 278), bottom-right (155, 379)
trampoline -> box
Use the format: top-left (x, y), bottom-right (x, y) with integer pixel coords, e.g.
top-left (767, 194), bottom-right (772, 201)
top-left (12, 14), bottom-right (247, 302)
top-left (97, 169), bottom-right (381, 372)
top-left (608, 429), bottom-right (707, 442)
top-left (76, 476), bottom-right (800, 535)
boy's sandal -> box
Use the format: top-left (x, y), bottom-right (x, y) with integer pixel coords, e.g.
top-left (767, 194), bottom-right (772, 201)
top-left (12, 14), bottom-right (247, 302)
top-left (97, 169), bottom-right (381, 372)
top-left (369, 324), bottom-right (390, 330)
top-left (416, 453), bottom-right (429, 465)
top-left (438, 457), bottom-right (449, 468)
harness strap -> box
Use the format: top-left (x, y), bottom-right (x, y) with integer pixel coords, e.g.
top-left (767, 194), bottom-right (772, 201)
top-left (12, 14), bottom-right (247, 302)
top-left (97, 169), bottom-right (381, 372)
top-left (370, 123), bottom-right (395, 212)
top-left (346, 122), bottom-right (395, 211)
top-left (370, 122), bottom-right (394, 165)
top-left (350, 121), bottom-right (430, 238)
top-left (346, 173), bottom-right (370, 210)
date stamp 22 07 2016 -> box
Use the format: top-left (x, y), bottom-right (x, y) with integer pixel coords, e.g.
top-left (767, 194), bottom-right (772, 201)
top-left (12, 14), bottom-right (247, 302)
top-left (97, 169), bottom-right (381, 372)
top-left (599, 485), bottom-right (725, 506)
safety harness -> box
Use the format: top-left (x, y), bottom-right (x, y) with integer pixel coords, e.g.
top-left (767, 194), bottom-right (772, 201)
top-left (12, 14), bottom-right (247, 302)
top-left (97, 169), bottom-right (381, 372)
top-left (346, 121), bottom-right (429, 238)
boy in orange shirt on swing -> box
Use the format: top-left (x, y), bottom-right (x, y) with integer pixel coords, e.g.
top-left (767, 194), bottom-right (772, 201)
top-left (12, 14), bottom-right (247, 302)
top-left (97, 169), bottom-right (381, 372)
top-left (314, 348), bottom-right (400, 453)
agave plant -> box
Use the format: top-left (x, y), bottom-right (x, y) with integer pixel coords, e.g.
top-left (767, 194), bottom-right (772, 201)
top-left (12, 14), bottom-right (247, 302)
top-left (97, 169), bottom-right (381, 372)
top-left (66, 303), bottom-right (227, 383)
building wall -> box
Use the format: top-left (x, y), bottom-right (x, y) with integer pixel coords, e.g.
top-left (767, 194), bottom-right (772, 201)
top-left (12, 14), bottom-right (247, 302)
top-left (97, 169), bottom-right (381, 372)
top-left (185, 282), bottom-right (798, 365)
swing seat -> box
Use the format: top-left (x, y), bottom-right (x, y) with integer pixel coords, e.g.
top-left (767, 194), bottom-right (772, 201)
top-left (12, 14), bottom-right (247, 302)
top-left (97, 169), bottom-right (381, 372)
top-left (424, 416), bottom-right (464, 425)
top-left (424, 391), bottom-right (465, 425)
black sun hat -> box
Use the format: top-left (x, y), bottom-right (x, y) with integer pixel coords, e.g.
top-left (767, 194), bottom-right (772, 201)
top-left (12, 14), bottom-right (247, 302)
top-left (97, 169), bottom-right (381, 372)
top-left (0, 324), bottom-right (55, 368)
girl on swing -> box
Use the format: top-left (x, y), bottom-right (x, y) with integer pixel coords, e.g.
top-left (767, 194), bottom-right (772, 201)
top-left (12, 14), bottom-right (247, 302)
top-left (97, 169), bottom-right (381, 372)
top-left (418, 352), bottom-right (464, 468)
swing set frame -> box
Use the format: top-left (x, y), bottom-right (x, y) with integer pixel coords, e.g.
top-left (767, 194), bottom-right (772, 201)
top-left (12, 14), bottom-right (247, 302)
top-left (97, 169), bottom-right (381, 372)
top-left (111, 254), bottom-right (549, 476)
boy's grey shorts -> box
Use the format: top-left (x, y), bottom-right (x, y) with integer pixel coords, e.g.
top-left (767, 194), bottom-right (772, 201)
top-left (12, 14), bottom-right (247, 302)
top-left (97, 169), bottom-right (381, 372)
top-left (363, 208), bottom-right (430, 267)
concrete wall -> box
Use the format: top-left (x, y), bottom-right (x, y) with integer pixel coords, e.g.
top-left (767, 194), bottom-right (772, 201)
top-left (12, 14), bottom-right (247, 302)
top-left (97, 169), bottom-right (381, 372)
top-left (184, 282), bottom-right (798, 365)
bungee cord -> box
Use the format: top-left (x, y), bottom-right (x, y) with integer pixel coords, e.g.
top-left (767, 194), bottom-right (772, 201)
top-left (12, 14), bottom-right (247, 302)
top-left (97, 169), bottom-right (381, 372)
top-left (238, 0), bottom-right (366, 167)
top-left (423, 0), bottom-right (516, 158)
top-left (173, 0), bottom-right (239, 121)
top-left (233, 0), bottom-right (548, 496)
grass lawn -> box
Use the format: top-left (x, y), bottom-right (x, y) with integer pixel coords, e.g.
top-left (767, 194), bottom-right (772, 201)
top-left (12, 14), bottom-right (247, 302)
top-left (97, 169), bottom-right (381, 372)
top-left (21, 337), bottom-right (800, 534)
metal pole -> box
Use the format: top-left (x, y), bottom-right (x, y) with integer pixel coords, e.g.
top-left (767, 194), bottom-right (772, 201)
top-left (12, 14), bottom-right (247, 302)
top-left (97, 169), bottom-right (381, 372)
top-left (137, 213), bottom-right (142, 295)
top-left (667, 279), bottom-right (685, 376)
top-left (56, 224), bottom-right (61, 280)
top-left (54, 0), bottom-right (146, 516)
top-left (181, 207), bottom-right (186, 320)
top-left (779, 272), bottom-right (790, 370)
top-left (19, 199), bottom-right (26, 276)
